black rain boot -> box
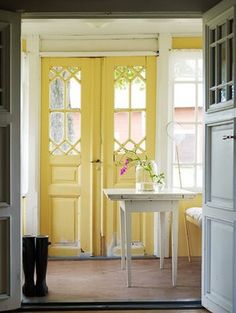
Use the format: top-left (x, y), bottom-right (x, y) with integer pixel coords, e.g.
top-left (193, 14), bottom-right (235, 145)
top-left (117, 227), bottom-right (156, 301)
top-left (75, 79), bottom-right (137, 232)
top-left (35, 235), bottom-right (50, 296)
top-left (22, 235), bottom-right (36, 297)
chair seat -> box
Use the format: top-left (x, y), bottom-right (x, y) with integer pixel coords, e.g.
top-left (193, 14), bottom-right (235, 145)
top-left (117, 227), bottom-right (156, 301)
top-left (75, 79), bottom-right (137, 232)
top-left (186, 207), bottom-right (202, 226)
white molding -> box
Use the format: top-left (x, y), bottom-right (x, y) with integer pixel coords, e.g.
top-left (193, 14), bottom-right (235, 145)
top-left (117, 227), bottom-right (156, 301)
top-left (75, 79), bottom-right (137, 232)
top-left (154, 33), bottom-right (172, 257)
top-left (23, 34), bottom-right (41, 236)
top-left (40, 51), bottom-right (158, 57)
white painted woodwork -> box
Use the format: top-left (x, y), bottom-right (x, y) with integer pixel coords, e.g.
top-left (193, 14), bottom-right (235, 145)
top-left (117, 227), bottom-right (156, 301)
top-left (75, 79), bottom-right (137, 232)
top-left (0, 10), bottom-right (21, 312)
top-left (104, 188), bottom-right (195, 287)
top-left (202, 0), bottom-right (236, 312)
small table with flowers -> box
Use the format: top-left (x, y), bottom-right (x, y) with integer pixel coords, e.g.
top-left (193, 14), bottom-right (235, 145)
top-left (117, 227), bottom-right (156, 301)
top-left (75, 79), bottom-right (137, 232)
top-left (103, 188), bottom-right (196, 287)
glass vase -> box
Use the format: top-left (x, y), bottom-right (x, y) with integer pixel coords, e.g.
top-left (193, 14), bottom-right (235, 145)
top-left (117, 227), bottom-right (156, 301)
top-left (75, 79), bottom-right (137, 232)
top-left (135, 160), bottom-right (159, 192)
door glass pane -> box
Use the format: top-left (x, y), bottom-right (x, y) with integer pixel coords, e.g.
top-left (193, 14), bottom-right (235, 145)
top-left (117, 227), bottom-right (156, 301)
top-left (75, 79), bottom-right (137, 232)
top-left (131, 77), bottom-right (146, 109)
top-left (66, 112), bottom-right (81, 144)
top-left (0, 218), bottom-right (9, 295)
top-left (114, 112), bottom-right (129, 144)
top-left (66, 77), bottom-right (81, 109)
top-left (229, 19), bottom-right (234, 34)
top-left (210, 28), bottom-right (216, 43)
top-left (114, 78), bottom-right (129, 109)
top-left (218, 87), bottom-right (227, 103)
top-left (219, 42), bottom-right (227, 84)
top-left (130, 111), bottom-right (146, 143)
top-left (174, 83), bottom-right (196, 107)
top-left (210, 47), bottom-right (216, 87)
top-left (218, 23), bottom-right (227, 39)
top-left (229, 38), bottom-right (233, 81)
top-left (50, 112), bottom-right (64, 144)
top-left (50, 78), bottom-right (64, 109)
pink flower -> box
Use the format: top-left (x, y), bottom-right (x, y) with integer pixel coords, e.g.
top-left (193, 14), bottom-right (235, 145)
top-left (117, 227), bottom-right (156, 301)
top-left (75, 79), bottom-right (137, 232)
top-left (120, 166), bottom-right (128, 175)
top-left (125, 159), bottom-right (129, 165)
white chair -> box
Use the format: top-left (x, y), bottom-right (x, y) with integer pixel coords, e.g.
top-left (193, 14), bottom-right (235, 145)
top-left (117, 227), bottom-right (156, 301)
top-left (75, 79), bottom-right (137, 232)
top-left (184, 207), bottom-right (202, 262)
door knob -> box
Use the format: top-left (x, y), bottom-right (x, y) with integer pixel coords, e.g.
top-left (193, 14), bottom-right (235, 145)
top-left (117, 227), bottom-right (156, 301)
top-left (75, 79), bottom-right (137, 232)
top-left (222, 135), bottom-right (236, 140)
top-left (90, 159), bottom-right (102, 163)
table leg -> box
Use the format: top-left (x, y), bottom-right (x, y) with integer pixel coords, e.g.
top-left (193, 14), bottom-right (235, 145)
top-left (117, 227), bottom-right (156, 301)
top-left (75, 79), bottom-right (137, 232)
top-left (124, 209), bottom-right (132, 287)
top-left (172, 204), bottom-right (179, 286)
top-left (159, 212), bottom-right (165, 269)
top-left (120, 206), bottom-right (125, 270)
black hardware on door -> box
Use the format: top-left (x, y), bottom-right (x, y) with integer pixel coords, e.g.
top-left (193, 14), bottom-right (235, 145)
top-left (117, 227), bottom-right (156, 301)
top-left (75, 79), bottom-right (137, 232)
top-left (222, 135), bottom-right (236, 140)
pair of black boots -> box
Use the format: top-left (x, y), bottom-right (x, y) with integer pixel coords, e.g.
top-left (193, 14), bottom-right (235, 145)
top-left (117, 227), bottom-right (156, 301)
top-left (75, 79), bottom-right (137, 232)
top-left (22, 235), bottom-right (50, 297)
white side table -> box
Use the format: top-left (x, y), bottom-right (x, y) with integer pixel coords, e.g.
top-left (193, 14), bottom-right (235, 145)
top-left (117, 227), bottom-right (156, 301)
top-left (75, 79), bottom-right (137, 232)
top-left (104, 188), bottom-right (196, 287)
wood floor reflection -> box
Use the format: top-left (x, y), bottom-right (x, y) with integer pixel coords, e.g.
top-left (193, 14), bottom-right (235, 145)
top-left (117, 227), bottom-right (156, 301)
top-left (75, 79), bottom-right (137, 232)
top-left (24, 257), bottom-right (201, 302)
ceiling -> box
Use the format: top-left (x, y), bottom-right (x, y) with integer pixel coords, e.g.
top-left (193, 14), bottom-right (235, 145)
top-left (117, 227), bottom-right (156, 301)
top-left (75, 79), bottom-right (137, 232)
top-left (22, 18), bottom-right (202, 37)
top-left (0, 0), bottom-right (222, 15)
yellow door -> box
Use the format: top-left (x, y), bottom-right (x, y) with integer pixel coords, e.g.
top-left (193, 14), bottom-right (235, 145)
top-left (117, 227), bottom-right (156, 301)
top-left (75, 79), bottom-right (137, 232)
top-left (102, 57), bottom-right (156, 256)
top-left (41, 56), bottom-right (156, 257)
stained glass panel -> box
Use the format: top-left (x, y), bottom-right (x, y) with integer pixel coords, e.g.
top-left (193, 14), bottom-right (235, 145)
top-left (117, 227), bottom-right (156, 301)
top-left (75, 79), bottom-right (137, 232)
top-left (67, 112), bottom-right (81, 144)
top-left (114, 112), bottom-right (129, 143)
top-left (130, 112), bottom-right (146, 143)
top-left (50, 112), bottom-right (64, 144)
top-left (50, 78), bottom-right (64, 109)
top-left (66, 77), bottom-right (81, 109)
top-left (114, 79), bottom-right (129, 109)
top-left (131, 77), bottom-right (146, 109)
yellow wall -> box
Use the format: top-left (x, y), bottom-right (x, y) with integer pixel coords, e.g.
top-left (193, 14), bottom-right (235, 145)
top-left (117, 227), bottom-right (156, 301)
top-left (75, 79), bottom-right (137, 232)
top-left (172, 37), bottom-right (202, 49)
top-left (171, 36), bottom-right (202, 257)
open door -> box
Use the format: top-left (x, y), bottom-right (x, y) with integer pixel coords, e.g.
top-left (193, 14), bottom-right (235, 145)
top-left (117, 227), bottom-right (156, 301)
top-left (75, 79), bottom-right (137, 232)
top-left (0, 10), bottom-right (21, 312)
top-left (203, 0), bottom-right (236, 312)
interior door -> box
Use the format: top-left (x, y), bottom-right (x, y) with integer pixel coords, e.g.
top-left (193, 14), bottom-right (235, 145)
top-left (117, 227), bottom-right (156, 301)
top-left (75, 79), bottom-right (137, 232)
top-left (0, 10), bottom-right (21, 312)
top-left (41, 58), bottom-right (92, 256)
top-left (102, 56), bottom-right (157, 256)
top-left (203, 1), bottom-right (236, 312)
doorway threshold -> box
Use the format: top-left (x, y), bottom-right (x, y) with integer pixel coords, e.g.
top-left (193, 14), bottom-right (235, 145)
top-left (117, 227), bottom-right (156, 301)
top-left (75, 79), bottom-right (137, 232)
top-left (19, 300), bottom-right (202, 311)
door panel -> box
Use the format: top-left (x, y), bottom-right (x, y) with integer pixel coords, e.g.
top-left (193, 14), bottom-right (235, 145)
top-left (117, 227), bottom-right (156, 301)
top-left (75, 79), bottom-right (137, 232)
top-left (102, 57), bottom-right (156, 256)
top-left (41, 58), bottom-right (91, 256)
top-left (203, 1), bottom-right (236, 312)
top-left (0, 10), bottom-right (21, 312)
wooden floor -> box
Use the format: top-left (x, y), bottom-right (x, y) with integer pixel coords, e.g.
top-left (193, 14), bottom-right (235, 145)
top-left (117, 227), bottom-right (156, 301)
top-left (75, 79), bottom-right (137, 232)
top-left (23, 257), bottom-right (201, 303)
top-left (20, 310), bottom-right (208, 313)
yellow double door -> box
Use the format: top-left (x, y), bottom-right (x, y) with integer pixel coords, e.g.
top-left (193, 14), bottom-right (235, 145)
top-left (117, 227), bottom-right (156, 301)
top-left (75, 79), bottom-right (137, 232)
top-left (41, 56), bottom-right (157, 257)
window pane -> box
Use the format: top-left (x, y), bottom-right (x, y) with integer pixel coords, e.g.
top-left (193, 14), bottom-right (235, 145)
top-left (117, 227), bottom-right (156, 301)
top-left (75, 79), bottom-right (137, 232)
top-left (50, 78), bottom-right (64, 109)
top-left (197, 165), bottom-right (202, 187)
top-left (198, 83), bottom-right (203, 107)
top-left (174, 83), bottom-right (196, 107)
top-left (173, 166), bottom-right (194, 188)
top-left (197, 107), bottom-right (203, 122)
top-left (197, 125), bottom-right (203, 163)
top-left (66, 112), bottom-right (81, 144)
top-left (174, 108), bottom-right (195, 122)
top-left (131, 77), bottom-right (146, 109)
top-left (114, 79), bottom-right (129, 109)
top-left (174, 59), bottom-right (196, 81)
top-left (174, 124), bottom-right (195, 163)
top-left (50, 112), bottom-right (64, 144)
top-left (66, 77), bottom-right (81, 109)
top-left (130, 111), bottom-right (146, 143)
top-left (114, 112), bottom-right (129, 143)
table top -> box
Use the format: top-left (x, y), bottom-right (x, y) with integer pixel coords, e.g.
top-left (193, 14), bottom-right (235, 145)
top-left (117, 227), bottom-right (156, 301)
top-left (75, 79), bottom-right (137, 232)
top-left (103, 188), bottom-right (196, 201)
